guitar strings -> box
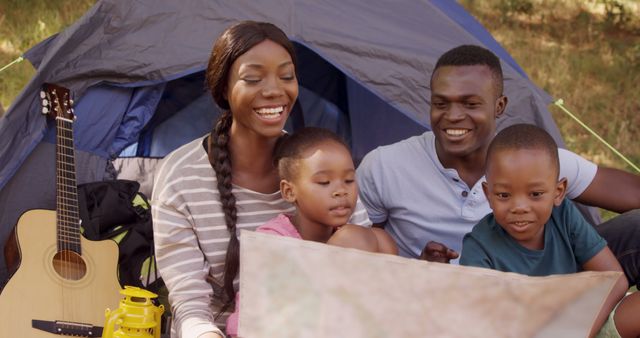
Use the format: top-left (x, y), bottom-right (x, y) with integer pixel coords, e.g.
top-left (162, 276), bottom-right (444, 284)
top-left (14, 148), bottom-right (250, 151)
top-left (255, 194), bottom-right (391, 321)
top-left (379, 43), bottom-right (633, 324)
top-left (53, 89), bottom-right (82, 321)
top-left (58, 116), bottom-right (81, 261)
top-left (51, 90), bottom-right (66, 319)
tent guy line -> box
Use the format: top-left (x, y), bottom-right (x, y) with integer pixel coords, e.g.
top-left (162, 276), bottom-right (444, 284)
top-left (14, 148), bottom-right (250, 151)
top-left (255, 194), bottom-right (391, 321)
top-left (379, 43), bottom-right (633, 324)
top-left (553, 99), bottom-right (640, 173)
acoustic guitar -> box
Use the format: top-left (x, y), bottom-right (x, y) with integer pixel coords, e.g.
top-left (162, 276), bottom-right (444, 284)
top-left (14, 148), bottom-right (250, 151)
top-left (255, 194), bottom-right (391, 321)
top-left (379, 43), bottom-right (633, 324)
top-left (0, 84), bottom-right (121, 337)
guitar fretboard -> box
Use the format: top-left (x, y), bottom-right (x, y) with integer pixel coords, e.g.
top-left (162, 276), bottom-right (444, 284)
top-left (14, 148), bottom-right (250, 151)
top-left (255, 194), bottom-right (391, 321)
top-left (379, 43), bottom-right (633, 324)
top-left (56, 116), bottom-right (81, 254)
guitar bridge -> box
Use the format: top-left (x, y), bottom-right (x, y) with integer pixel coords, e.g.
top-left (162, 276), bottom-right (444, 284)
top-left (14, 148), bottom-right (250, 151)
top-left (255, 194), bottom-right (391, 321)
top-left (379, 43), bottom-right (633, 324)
top-left (32, 319), bottom-right (103, 337)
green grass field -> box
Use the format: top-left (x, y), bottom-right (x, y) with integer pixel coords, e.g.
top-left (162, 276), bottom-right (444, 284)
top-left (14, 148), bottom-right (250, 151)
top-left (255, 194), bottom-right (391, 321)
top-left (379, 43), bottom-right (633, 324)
top-left (0, 0), bottom-right (95, 111)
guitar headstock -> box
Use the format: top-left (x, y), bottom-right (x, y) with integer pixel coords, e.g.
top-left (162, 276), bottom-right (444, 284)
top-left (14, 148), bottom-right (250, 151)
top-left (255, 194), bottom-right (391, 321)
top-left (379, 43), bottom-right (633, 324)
top-left (41, 83), bottom-right (74, 120)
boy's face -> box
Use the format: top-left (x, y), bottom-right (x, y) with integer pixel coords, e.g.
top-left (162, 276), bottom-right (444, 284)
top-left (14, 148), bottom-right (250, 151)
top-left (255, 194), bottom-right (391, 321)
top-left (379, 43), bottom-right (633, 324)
top-left (430, 65), bottom-right (507, 164)
top-left (482, 148), bottom-right (566, 250)
top-left (281, 141), bottom-right (358, 230)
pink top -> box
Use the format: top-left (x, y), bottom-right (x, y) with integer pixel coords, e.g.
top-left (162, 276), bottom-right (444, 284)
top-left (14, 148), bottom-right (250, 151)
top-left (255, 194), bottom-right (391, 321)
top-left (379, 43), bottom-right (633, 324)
top-left (226, 213), bottom-right (301, 336)
top-left (256, 213), bottom-right (303, 239)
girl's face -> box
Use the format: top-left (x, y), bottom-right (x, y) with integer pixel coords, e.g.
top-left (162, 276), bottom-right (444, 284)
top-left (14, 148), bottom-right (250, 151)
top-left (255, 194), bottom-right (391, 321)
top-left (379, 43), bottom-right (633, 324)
top-left (282, 141), bottom-right (358, 232)
top-left (226, 39), bottom-right (298, 139)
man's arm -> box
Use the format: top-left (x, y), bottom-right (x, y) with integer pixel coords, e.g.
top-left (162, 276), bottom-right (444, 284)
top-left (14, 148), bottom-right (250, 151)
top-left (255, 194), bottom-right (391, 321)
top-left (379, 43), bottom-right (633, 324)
top-left (420, 241), bottom-right (459, 263)
top-left (356, 148), bottom-right (390, 227)
top-left (574, 166), bottom-right (640, 213)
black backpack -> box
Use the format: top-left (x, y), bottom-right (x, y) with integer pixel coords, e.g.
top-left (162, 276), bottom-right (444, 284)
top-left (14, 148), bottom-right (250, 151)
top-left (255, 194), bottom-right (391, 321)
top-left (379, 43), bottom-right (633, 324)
top-left (77, 179), bottom-right (164, 294)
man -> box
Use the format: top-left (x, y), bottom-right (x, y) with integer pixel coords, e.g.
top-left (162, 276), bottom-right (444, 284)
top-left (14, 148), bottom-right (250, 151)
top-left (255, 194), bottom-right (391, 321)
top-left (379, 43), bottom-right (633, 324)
top-left (356, 45), bottom-right (640, 287)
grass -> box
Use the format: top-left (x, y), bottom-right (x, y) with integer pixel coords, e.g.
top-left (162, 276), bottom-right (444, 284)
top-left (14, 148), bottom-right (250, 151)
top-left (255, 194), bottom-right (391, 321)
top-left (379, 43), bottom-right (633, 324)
top-left (0, 0), bottom-right (95, 113)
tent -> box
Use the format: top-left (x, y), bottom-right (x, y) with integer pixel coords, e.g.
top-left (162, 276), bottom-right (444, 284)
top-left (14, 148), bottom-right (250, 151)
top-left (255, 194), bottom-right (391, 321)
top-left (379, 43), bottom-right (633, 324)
top-left (0, 0), bottom-right (562, 283)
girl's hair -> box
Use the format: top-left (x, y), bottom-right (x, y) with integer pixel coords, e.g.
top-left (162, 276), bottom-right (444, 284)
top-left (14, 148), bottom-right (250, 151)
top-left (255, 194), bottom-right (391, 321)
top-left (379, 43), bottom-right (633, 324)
top-left (205, 21), bottom-right (297, 313)
top-left (274, 127), bottom-right (351, 181)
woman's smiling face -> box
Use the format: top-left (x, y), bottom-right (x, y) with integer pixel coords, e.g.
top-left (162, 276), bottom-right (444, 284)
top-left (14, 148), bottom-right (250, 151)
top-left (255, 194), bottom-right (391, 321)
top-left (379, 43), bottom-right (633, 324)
top-left (226, 39), bottom-right (298, 139)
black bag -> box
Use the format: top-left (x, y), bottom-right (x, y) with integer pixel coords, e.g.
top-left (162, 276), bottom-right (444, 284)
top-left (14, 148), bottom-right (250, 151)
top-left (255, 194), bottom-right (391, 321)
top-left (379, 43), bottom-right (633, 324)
top-left (77, 179), bottom-right (163, 293)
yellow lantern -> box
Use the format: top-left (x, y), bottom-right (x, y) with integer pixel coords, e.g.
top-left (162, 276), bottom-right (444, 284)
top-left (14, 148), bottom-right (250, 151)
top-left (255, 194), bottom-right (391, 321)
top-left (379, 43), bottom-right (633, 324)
top-left (102, 286), bottom-right (164, 338)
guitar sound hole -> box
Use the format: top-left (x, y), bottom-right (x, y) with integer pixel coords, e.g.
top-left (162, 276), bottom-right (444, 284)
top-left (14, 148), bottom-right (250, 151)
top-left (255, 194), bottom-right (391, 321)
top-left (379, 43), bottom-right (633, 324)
top-left (52, 250), bottom-right (87, 280)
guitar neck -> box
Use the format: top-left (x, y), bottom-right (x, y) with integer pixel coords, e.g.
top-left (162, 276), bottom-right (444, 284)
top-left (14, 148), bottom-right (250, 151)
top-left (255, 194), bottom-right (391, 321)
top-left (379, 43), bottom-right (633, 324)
top-left (56, 116), bottom-right (81, 254)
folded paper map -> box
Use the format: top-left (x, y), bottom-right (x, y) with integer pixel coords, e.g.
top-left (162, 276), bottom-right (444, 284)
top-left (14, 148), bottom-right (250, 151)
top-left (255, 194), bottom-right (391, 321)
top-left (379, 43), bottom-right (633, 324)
top-left (238, 230), bottom-right (620, 338)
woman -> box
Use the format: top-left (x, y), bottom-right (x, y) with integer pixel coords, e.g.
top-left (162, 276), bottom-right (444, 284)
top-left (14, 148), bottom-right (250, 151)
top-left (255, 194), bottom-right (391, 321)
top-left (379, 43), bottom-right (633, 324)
top-left (152, 21), bottom-right (371, 338)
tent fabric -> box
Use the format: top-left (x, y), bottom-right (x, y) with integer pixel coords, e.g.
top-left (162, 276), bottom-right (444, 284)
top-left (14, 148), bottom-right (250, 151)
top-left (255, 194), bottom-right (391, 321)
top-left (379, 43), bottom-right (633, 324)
top-left (39, 84), bottom-right (164, 158)
top-left (0, 0), bottom-right (560, 189)
top-left (0, 0), bottom-right (564, 282)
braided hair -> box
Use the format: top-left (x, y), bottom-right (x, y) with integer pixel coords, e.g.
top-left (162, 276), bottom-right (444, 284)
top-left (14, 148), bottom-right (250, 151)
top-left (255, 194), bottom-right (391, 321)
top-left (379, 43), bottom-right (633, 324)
top-left (204, 21), bottom-right (297, 314)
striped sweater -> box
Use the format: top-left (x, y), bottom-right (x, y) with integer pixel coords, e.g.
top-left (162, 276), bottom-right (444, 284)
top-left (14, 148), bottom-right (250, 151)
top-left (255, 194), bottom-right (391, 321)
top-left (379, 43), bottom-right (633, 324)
top-left (152, 136), bottom-right (371, 337)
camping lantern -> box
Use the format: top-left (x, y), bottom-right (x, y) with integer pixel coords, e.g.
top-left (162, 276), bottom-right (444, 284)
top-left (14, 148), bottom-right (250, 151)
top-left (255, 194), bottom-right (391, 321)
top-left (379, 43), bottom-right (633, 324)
top-left (102, 286), bottom-right (164, 338)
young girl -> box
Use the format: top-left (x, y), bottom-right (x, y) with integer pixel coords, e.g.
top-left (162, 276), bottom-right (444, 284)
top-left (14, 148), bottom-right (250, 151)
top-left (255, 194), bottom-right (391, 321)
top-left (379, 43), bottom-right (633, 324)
top-left (152, 22), bottom-right (374, 338)
top-left (226, 127), bottom-right (397, 337)
top-left (269, 127), bottom-right (397, 252)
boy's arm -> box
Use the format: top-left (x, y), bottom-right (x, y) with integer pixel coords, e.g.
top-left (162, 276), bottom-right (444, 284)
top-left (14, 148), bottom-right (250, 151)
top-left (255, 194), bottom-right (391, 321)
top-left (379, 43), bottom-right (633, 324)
top-left (581, 246), bottom-right (629, 338)
top-left (458, 235), bottom-right (493, 269)
top-left (574, 166), bottom-right (640, 213)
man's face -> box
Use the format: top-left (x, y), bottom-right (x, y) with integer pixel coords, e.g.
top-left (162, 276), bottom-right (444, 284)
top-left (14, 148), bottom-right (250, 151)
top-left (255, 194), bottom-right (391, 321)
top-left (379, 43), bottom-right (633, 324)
top-left (482, 148), bottom-right (566, 250)
top-left (430, 65), bottom-right (506, 164)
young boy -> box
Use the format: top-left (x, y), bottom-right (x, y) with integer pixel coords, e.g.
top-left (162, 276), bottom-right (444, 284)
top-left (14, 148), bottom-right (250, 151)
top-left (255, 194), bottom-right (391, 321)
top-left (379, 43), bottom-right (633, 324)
top-left (460, 124), bottom-right (639, 338)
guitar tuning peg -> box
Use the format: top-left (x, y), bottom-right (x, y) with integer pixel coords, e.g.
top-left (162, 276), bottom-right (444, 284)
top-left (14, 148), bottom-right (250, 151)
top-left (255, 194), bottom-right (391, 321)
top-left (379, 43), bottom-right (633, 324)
top-left (42, 99), bottom-right (49, 107)
top-left (40, 91), bottom-right (46, 99)
top-left (42, 107), bottom-right (49, 115)
top-left (69, 99), bottom-right (74, 106)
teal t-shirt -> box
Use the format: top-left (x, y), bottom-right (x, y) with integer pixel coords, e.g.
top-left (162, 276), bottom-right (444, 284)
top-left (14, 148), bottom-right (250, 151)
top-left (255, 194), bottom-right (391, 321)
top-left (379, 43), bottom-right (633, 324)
top-left (460, 199), bottom-right (606, 275)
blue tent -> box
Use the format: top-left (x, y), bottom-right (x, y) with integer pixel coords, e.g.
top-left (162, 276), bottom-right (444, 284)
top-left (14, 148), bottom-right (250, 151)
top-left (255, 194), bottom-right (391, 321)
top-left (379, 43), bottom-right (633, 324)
top-left (0, 0), bottom-right (559, 282)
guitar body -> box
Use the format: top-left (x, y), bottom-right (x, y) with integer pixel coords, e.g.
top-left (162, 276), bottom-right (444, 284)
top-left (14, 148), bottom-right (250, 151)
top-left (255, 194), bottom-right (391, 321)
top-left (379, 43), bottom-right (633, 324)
top-left (0, 209), bottom-right (121, 337)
